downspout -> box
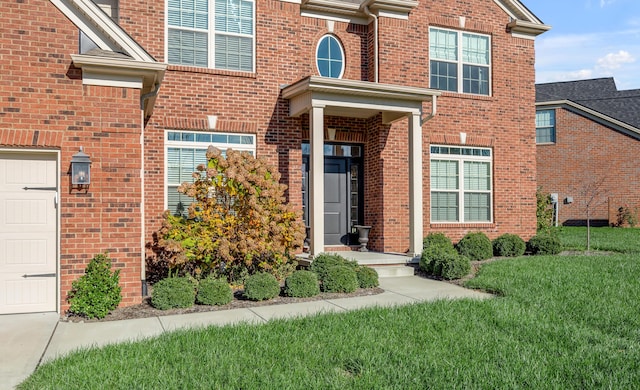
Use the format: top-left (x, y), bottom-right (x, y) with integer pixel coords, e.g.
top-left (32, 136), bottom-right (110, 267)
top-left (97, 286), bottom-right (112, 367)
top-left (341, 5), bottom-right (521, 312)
top-left (138, 83), bottom-right (160, 297)
top-left (422, 95), bottom-right (438, 124)
top-left (363, 5), bottom-right (378, 83)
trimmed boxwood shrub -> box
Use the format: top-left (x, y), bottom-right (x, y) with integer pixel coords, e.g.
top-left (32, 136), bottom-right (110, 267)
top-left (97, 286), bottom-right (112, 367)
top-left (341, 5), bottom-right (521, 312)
top-left (68, 253), bottom-right (122, 319)
top-left (284, 270), bottom-right (320, 298)
top-left (528, 234), bottom-right (562, 255)
top-left (438, 252), bottom-right (471, 280)
top-left (309, 253), bottom-right (358, 282)
top-left (456, 232), bottom-right (493, 261)
top-left (420, 244), bottom-right (458, 275)
top-left (423, 232), bottom-right (453, 250)
top-left (244, 272), bottom-right (281, 301)
top-left (322, 265), bottom-right (358, 293)
top-left (493, 233), bottom-right (526, 257)
top-left (151, 277), bottom-right (196, 310)
top-left (356, 266), bottom-right (379, 288)
top-left (196, 277), bottom-right (233, 306)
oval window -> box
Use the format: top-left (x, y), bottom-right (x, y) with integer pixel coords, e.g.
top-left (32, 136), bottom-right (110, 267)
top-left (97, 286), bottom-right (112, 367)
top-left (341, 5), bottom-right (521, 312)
top-left (316, 35), bottom-right (344, 78)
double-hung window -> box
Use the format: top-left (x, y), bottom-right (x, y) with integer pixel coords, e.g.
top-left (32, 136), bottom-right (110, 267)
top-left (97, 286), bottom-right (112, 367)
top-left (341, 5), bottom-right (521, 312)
top-left (536, 109), bottom-right (556, 143)
top-left (166, 130), bottom-right (256, 216)
top-left (429, 27), bottom-right (491, 95)
top-left (430, 146), bottom-right (492, 223)
top-left (167, 0), bottom-right (255, 72)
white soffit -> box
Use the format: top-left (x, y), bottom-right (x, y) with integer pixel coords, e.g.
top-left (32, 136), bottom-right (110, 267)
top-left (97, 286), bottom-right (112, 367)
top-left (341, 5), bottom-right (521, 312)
top-left (49, 0), bottom-right (155, 62)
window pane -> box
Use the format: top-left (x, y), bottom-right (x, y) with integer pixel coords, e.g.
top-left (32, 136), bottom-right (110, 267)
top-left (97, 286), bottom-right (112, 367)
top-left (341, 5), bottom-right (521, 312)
top-left (431, 192), bottom-right (459, 222)
top-left (464, 193), bottom-right (490, 222)
top-left (431, 160), bottom-right (459, 190)
top-left (430, 61), bottom-right (457, 92)
top-left (168, 29), bottom-right (208, 67)
top-left (463, 65), bottom-right (489, 95)
top-left (430, 28), bottom-right (457, 61)
top-left (464, 161), bottom-right (490, 191)
top-left (536, 110), bottom-right (556, 143)
top-left (215, 35), bottom-right (253, 72)
top-left (462, 33), bottom-right (489, 65)
top-left (316, 35), bottom-right (344, 78)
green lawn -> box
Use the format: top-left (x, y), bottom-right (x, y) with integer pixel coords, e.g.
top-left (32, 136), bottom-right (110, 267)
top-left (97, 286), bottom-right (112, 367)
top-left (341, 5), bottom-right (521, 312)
top-left (20, 227), bottom-right (640, 389)
top-left (556, 226), bottom-right (640, 253)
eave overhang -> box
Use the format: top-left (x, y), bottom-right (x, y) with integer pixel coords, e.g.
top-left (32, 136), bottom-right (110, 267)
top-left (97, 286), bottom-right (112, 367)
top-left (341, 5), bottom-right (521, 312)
top-left (71, 54), bottom-right (167, 119)
top-left (507, 19), bottom-right (551, 38)
top-left (282, 76), bottom-right (440, 123)
top-left (537, 100), bottom-right (640, 141)
top-left (301, 0), bottom-right (418, 20)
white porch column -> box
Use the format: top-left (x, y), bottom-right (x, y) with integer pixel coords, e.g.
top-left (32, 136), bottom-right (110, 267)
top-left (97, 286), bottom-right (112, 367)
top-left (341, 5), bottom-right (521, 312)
top-left (408, 112), bottom-right (423, 257)
top-left (309, 105), bottom-right (325, 255)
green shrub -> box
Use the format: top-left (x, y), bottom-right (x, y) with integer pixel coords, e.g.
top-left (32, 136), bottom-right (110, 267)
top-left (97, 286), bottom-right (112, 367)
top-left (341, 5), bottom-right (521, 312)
top-left (420, 244), bottom-right (458, 275)
top-left (244, 272), bottom-right (281, 301)
top-left (438, 252), bottom-right (472, 280)
top-left (196, 277), bottom-right (233, 306)
top-left (493, 234), bottom-right (526, 257)
top-left (284, 270), bottom-right (320, 298)
top-left (68, 253), bottom-right (122, 319)
top-left (309, 253), bottom-right (358, 282)
top-left (151, 277), bottom-right (196, 310)
top-left (356, 266), bottom-right (379, 288)
top-left (456, 232), bottom-right (493, 261)
top-left (528, 234), bottom-right (562, 255)
top-left (423, 233), bottom-right (453, 250)
top-left (322, 266), bottom-right (359, 293)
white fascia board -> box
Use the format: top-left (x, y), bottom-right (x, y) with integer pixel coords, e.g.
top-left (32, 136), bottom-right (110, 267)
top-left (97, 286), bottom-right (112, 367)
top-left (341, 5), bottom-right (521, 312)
top-left (300, 10), bottom-right (368, 24)
top-left (81, 71), bottom-right (143, 88)
top-left (537, 100), bottom-right (640, 138)
top-left (50, 0), bottom-right (155, 62)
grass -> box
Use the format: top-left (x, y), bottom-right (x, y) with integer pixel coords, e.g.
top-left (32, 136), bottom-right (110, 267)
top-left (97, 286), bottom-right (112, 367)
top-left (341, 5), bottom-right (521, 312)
top-left (556, 226), bottom-right (640, 253)
top-left (21, 247), bottom-right (640, 389)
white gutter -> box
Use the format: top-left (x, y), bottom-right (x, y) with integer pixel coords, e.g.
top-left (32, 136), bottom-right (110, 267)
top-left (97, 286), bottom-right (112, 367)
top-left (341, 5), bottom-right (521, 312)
top-left (363, 6), bottom-right (379, 83)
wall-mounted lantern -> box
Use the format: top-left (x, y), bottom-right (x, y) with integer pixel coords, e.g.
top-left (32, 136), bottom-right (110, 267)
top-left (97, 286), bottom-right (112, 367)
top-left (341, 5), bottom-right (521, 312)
top-left (71, 147), bottom-right (91, 190)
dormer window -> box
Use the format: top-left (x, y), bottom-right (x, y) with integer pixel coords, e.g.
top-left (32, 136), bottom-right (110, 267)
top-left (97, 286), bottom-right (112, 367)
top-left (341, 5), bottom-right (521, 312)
top-left (316, 35), bottom-right (344, 78)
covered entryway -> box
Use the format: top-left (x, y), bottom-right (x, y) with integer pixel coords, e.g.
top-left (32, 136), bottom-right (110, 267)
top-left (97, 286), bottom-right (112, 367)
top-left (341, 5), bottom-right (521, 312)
top-left (0, 151), bottom-right (58, 314)
top-left (283, 76), bottom-right (439, 256)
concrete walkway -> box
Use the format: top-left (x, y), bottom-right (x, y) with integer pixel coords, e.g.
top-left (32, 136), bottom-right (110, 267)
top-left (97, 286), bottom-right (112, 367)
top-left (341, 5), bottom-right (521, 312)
top-left (1, 276), bottom-right (491, 389)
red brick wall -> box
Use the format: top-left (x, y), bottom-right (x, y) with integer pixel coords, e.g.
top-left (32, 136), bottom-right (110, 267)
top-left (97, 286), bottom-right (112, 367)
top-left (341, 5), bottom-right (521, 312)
top-left (129, 0), bottom-right (539, 253)
top-left (1, 0), bottom-right (145, 312)
top-left (537, 108), bottom-right (640, 226)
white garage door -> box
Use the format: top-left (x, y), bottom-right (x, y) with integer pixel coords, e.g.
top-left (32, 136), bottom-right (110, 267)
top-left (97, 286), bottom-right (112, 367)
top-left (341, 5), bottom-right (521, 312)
top-left (0, 152), bottom-right (57, 314)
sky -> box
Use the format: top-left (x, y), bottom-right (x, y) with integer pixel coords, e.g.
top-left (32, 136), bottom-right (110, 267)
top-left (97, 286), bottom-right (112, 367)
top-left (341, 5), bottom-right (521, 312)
top-left (527, 0), bottom-right (640, 90)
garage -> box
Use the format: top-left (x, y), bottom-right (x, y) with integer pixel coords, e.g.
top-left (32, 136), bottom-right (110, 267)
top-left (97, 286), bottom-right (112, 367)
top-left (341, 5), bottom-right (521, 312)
top-left (0, 151), bottom-right (58, 314)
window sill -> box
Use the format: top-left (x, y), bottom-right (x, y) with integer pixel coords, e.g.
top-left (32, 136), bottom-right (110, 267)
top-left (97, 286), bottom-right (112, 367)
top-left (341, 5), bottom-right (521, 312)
top-left (430, 222), bottom-right (495, 229)
top-left (536, 142), bottom-right (556, 146)
top-left (436, 91), bottom-right (494, 101)
top-left (167, 65), bottom-right (257, 79)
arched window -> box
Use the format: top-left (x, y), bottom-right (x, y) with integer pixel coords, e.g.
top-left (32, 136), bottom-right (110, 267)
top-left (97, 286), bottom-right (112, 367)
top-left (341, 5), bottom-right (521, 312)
top-left (316, 35), bottom-right (344, 78)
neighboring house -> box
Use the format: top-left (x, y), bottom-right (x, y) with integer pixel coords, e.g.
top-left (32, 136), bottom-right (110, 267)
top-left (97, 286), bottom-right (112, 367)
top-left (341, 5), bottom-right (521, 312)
top-left (536, 78), bottom-right (640, 227)
top-left (0, 0), bottom-right (548, 315)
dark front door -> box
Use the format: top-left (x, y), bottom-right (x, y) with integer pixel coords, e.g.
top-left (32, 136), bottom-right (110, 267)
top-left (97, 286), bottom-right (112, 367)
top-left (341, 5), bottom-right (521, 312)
top-left (302, 144), bottom-right (363, 247)
top-left (324, 158), bottom-right (348, 245)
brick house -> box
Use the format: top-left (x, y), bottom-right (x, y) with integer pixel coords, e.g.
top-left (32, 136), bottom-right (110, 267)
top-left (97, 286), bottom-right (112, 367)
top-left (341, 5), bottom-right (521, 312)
top-left (0, 0), bottom-right (548, 315)
top-left (536, 78), bottom-right (640, 227)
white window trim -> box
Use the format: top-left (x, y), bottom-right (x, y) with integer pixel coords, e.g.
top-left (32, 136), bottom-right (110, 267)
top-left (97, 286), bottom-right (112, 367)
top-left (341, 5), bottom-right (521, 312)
top-left (164, 0), bottom-right (256, 72)
top-left (315, 34), bottom-right (345, 79)
top-left (430, 145), bottom-right (493, 224)
top-left (164, 130), bottom-right (257, 213)
top-left (536, 109), bottom-right (556, 144)
top-left (429, 27), bottom-right (492, 96)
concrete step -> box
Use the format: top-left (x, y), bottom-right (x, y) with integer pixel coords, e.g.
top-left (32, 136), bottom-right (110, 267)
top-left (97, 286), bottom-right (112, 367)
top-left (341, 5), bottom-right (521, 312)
top-left (369, 264), bottom-right (416, 278)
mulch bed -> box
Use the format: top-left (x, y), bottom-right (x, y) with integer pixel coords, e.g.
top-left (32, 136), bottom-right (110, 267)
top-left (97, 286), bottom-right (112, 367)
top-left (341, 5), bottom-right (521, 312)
top-left (64, 287), bottom-right (385, 323)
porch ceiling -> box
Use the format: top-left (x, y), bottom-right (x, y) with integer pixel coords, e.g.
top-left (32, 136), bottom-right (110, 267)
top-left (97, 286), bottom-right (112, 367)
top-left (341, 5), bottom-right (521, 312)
top-left (281, 76), bottom-right (440, 123)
